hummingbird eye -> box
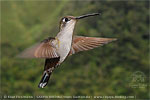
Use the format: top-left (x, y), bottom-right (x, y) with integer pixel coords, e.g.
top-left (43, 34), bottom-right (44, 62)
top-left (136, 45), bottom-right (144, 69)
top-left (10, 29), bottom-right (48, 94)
top-left (63, 18), bottom-right (70, 23)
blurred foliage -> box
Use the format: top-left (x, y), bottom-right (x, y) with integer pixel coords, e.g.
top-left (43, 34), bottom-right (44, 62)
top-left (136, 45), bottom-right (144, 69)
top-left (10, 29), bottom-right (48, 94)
top-left (1, 0), bottom-right (149, 99)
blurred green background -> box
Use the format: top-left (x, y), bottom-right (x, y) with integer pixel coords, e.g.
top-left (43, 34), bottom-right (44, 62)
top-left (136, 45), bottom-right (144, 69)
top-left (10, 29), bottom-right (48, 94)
top-left (1, 0), bottom-right (149, 99)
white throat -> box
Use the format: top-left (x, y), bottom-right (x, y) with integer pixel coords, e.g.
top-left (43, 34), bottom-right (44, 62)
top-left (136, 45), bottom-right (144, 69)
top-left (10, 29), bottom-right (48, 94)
top-left (57, 21), bottom-right (76, 38)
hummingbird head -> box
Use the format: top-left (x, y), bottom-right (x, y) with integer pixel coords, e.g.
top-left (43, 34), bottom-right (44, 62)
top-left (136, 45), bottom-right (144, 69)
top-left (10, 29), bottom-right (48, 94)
top-left (59, 13), bottom-right (101, 31)
top-left (59, 16), bottom-right (77, 31)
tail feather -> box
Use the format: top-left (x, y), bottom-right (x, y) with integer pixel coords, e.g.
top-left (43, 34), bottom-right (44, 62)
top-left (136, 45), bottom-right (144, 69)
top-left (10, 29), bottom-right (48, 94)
top-left (38, 71), bottom-right (51, 88)
top-left (38, 58), bottom-right (60, 88)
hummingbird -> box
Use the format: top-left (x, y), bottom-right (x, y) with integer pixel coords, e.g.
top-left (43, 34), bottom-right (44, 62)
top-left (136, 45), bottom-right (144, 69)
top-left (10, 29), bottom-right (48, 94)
top-left (18, 13), bottom-right (117, 88)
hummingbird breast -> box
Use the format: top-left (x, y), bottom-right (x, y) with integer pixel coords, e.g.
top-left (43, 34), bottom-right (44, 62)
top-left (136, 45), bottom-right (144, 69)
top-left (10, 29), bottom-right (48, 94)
top-left (57, 34), bottom-right (73, 63)
top-left (56, 21), bottom-right (76, 63)
top-left (56, 30), bottom-right (74, 63)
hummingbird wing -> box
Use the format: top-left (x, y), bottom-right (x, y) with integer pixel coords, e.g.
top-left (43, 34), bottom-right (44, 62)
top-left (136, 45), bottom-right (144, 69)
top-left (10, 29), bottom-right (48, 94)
top-left (17, 37), bottom-right (59, 58)
top-left (69, 36), bottom-right (117, 55)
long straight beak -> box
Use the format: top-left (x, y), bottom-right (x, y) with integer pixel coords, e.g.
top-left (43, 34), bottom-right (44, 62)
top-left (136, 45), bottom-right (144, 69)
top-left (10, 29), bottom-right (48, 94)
top-left (75, 13), bottom-right (101, 19)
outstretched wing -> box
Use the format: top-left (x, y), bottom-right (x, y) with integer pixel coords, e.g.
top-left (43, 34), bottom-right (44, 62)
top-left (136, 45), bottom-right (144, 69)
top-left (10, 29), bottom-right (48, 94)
top-left (17, 37), bottom-right (59, 58)
top-left (69, 36), bottom-right (117, 55)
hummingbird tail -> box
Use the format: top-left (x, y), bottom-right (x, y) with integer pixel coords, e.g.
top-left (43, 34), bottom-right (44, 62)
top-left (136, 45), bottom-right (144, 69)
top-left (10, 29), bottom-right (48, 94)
top-left (38, 71), bottom-right (51, 88)
top-left (38, 58), bottom-right (60, 88)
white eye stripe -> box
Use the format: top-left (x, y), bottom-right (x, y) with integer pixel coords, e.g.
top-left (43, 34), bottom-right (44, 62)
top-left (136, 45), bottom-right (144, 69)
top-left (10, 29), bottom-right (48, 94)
top-left (63, 18), bottom-right (66, 22)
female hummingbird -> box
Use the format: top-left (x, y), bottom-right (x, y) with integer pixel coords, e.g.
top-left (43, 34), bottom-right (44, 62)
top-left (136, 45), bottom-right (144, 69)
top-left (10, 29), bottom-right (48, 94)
top-left (18, 13), bottom-right (117, 88)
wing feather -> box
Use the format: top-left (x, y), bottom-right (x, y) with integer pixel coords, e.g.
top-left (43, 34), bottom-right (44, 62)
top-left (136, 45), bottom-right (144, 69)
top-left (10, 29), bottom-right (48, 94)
top-left (69, 36), bottom-right (117, 55)
top-left (17, 37), bottom-right (59, 58)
